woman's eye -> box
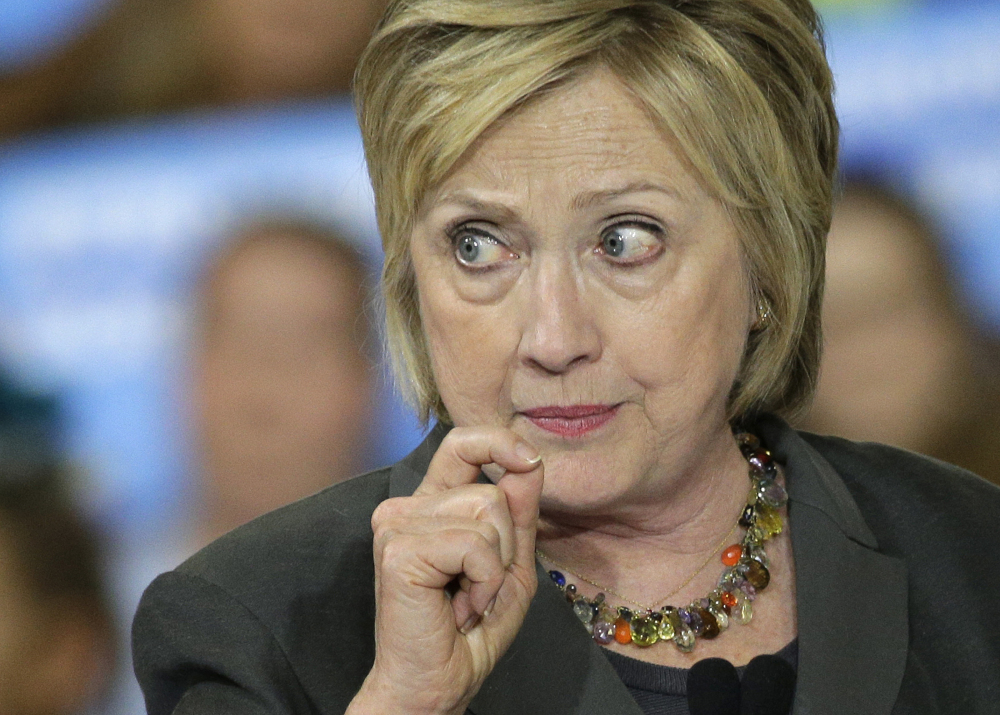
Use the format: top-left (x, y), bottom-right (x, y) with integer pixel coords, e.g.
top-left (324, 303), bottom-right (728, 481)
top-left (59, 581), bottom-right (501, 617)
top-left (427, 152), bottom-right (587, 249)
top-left (598, 223), bottom-right (662, 262)
top-left (453, 230), bottom-right (517, 267)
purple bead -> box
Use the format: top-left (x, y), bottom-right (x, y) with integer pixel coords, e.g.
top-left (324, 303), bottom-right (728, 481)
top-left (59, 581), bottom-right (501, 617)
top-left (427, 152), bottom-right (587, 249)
top-left (593, 620), bottom-right (616, 645)
top-left (748, 451), bottom-right (773, 476)
top-left (679, 608), bottom-right (693, 625)
top-left (699, 598), bottom-right (712, 609)
top-left (741, 582), bottom-right (757, 601)
top-left (689, 610), bottom-right (705, 633)
top-left (760, 482), bottom-right (788, 508)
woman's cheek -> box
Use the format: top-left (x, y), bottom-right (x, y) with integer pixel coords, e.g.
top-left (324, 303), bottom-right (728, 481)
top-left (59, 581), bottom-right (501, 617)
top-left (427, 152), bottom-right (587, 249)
top-left (422, 295), bottom-right (518, 426)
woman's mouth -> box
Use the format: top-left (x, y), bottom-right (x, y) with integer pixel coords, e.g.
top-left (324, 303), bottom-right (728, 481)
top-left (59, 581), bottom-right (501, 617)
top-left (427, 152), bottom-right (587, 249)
top-left (520, 404), bottom-right (621, 438)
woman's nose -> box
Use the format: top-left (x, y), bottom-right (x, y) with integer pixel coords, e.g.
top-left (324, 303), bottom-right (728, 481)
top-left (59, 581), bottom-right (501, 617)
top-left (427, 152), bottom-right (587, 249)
top-left (517, 261), bottom-right (601, 374)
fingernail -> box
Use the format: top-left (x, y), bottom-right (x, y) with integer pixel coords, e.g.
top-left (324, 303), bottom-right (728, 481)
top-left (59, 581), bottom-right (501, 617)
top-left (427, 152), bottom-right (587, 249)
top-left (460, 615), bottom-right (479, 634)
top-left (483, 596), bottom-right (498, 618)
top-left (515, 442), bottom-right (541, 464)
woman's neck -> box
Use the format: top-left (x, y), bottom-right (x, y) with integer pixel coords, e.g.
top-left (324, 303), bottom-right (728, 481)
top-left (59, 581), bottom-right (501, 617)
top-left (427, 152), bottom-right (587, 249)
top-left (534, 425), bottom-right (750, 609)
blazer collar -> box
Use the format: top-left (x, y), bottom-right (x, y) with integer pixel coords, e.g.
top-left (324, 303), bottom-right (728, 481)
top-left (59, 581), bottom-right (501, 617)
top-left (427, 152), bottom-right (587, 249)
top-left (387, 418), bottom-right (909, 715)
top-left (758, 415), bottom-right (909, 715)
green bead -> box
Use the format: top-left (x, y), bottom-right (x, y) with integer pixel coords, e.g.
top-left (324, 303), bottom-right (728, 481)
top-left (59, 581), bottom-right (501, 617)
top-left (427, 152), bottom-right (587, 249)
top-left (658, 617), bottom-right (676, 641)
top-left (673, 622), bottom-right (695, 652)
top-left (732, 595), bottom-right (753, 625)
top-left (630, 616), bottom-right (659, 647)
top-left (710, 606), bottom-right (729, 631)
top-left (597, 605), bottom-right (618, 624)
top-left (573, 597), bottom-right (594, 624)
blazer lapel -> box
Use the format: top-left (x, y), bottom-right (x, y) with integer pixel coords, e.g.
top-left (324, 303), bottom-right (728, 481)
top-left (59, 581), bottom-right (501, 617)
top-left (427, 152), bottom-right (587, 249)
top-left (470, 563), bottom-right (644, 715)
top-left (760, 417), bottom-right (909, 715)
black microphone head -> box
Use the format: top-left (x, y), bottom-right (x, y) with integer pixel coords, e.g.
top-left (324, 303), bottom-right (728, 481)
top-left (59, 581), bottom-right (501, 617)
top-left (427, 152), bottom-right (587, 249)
top-left (740, 655), bottom-right (796, 715)
top-left (687, 658), bottom-right (741, 715)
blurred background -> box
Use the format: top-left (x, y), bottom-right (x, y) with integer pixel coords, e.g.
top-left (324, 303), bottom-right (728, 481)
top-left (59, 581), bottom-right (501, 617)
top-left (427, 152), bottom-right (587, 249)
top-left (0, 0), bottom-right (998, 713)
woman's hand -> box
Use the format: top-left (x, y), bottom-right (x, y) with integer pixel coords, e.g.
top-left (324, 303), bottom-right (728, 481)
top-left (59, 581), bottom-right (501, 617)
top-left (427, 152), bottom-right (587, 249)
top-left (347, 427), bottom-right (544, 715)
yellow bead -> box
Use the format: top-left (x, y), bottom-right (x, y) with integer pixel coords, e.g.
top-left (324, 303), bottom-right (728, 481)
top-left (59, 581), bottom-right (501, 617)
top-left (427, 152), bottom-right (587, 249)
top-left (630, 616), bottom-right (659, 647)
top-left (755, 506), bottom-right (784, 539)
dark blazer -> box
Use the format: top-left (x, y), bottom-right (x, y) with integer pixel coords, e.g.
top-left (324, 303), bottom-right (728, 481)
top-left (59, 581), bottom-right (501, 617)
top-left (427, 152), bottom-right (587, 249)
top-left (133, 415), bottom-right (1000, 714)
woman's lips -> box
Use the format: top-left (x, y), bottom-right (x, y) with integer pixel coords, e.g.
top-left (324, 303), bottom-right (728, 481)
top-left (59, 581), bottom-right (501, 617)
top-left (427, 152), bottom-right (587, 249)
top-left (520, 404), bottom-right (620, 437)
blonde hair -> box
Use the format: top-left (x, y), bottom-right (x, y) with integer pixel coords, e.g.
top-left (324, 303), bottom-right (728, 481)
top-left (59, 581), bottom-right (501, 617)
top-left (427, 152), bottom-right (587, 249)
top-left (355, 0), bottom-right (838, 424)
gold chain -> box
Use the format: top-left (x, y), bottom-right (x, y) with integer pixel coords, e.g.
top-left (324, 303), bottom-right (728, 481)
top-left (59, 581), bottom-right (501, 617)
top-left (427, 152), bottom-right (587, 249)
top-left (535, 519), bottom-right (740, 612)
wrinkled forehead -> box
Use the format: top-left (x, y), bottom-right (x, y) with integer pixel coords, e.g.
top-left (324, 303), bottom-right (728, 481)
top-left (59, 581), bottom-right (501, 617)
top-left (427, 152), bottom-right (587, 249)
top-left (418, 67), bottom-right (708, 219)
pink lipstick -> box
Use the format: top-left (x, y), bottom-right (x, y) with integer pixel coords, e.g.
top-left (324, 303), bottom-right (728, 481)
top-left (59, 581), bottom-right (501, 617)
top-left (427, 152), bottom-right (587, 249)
top-left (521, 404), bottom-right (620, 438)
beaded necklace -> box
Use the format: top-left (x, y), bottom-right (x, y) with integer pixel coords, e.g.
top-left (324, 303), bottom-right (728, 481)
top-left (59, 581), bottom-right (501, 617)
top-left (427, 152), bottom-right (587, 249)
top-left (536, 520), bottom-right (740, 611)
top-left (536, 432), bottom-right (787, 653)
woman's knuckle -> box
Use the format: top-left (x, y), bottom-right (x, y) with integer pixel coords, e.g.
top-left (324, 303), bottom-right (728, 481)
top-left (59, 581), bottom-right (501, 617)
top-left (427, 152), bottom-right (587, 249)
top-left (441, 427), bottom-right (466, 449)
top-left (480, 522), bottom-right (501, 548)
top-left (371, 498), bottom-right (404, 527)
top-left (467, 484), bottom-right (505, 517)
top-left (379, 534), bottom-right (413, 568)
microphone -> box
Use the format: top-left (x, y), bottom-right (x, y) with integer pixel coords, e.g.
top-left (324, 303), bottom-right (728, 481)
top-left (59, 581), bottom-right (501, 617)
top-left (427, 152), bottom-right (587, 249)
top-left (740, 655), bottom-right (796, 715)
top-left (687, 658), bottom-right (740, 715)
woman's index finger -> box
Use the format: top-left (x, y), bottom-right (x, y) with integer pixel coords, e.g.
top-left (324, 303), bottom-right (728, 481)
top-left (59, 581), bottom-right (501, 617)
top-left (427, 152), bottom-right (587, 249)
top-left (415, 427), bottom-right (541, 496)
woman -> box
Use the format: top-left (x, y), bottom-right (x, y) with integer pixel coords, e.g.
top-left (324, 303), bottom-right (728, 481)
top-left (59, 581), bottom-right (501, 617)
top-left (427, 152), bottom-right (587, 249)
top-left (133, 1), bottom-right (1000, 713)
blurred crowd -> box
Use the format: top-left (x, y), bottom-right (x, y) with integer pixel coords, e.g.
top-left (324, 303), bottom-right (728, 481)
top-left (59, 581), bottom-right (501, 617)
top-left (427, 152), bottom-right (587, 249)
top-left (1, 0), bottom-right (385, 139)
top-left (0, 0), bottom-right (998, 714)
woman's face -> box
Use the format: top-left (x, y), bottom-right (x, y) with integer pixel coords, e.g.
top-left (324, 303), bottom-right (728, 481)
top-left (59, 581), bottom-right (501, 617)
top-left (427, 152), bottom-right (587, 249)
top-left (409, 69), bottom-right (753, 514)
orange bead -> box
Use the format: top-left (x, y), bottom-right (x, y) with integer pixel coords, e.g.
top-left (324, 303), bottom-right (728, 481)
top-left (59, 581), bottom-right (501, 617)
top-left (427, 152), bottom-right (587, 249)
top-left (614, 618), bottom-right (632, 644)
top-left (720, 591), bottom-right (737, 609)
top-left (722, 544), bottom-right (742, 567)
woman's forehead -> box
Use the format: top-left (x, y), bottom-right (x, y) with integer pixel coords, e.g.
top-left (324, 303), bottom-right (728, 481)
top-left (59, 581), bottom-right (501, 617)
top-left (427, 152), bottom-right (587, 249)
top-left (426, 69), bottom-right (703, 211)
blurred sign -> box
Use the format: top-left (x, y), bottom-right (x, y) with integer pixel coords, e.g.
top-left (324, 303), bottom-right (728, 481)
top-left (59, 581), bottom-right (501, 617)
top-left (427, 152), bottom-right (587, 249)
top-left (0, 0), bottom-right (113, 71)
top-left (827, 2), bottom-right (1000, 329)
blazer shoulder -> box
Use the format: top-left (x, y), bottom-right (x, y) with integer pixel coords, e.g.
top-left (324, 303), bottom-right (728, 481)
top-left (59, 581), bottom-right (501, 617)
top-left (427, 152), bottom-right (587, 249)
top-left (798, 431), bottom-right (1000, 549)
top-left (177, 467), bottom-right (392, 606)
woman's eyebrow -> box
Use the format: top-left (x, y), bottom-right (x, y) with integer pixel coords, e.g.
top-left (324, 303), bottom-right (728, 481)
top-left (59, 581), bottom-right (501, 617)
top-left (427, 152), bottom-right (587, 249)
top-left (432, 191), bottom-right (521, 222)
top-left (572, 181), bottom-right (681, 211)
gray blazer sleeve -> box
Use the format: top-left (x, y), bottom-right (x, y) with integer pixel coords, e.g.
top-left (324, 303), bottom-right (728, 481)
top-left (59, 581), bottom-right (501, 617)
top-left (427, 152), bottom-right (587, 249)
top-left (133, 571), bottom-right (318, 715)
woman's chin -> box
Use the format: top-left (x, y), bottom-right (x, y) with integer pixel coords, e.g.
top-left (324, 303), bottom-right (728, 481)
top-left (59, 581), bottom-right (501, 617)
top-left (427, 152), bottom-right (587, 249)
top-left (535, 451), bottom-right (647, 518)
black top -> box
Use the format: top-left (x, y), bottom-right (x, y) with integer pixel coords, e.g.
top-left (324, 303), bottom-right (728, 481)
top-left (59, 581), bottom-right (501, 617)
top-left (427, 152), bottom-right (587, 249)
top-left (132, 415), bottom-right (1000, 714)
top-left (603, 639), bottom-right (799, 715)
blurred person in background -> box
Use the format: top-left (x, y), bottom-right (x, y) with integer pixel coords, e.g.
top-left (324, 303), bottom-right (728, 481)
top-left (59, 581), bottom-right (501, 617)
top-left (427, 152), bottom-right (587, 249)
top-left (98, 217), bottom-right (379, 715)
top-left (189, 217), bottom-right (376, 548)
top-left (801, 178), bottom-right (1000, 485)
top-left (0, 470), bottom-right (116, 715)
top-left (0, 375), bottom-right (116, 715)
top-left (0, 0), bottom-right (388, 139)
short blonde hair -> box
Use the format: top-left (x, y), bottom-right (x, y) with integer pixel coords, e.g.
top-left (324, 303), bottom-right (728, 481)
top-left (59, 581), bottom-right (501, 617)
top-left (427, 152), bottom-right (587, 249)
top-left (355, 0), bottom-right (838, 424)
